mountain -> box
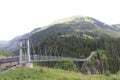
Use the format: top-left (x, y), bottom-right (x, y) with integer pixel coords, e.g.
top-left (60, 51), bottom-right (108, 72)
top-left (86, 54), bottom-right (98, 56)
top-left (1, 16), bottom-right (120, 54)
top-left (3, 36), bottom-right (21, 53)
top-left (110, 24), bottom-right (120, 32)
top-left (0, 27), bottom-right (41, 54)
top-left (0, 40), bottom-right (9, 49)
top-left (31, 16), bottom-right (120, 44)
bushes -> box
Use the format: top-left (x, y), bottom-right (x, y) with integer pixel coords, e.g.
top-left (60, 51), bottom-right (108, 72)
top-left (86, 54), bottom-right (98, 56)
top-left (54, 59), bottom-right (77, 71)
top-left (104, 70), bottom-right (111, 76)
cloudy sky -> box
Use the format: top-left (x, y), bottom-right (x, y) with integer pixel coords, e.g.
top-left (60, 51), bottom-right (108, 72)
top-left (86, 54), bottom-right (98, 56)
top-left (0, 0), bottom-right (120, 41)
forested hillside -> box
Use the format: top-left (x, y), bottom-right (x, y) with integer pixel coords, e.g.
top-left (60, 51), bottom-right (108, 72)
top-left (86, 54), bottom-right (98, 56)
top-left (31, 34), bottom-right (120, 74)
top-left (28, 16), bottom-right (120, 74)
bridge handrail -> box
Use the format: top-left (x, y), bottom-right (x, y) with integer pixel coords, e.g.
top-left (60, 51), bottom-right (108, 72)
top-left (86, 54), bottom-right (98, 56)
top-left (29, 51), bottom-right (96, 62)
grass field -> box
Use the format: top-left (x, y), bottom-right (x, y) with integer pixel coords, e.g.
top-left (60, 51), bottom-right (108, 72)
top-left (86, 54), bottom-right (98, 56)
top-left (0, 66), bottom-right (119, 80)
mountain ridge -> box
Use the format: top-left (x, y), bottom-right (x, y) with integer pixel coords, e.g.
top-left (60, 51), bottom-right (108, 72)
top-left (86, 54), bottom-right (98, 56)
top-left (0, 16), bottom-right (120, 54)
top-left (31, 16), bottom-right (120, 44)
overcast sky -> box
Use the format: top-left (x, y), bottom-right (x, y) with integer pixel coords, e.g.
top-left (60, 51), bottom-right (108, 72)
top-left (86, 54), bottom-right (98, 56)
top-left (0, 0), bottom-right (120, 41)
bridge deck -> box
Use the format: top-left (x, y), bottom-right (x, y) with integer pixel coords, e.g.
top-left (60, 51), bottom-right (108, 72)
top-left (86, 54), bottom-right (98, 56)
top-left (0, 52), bottom-right (95, 64)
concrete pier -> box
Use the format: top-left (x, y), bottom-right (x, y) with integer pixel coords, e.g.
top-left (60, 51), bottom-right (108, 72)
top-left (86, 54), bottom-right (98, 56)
top-left (24, 63), bottom-right (33, 68)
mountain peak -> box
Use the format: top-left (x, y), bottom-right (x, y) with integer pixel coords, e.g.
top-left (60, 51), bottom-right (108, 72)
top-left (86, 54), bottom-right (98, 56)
top-left (51, 16), bottom-right (94, 25)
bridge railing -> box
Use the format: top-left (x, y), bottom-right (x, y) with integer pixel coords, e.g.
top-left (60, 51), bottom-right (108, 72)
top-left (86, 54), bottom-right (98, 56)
top-left (30, 55), bottom-right (63, 61)
top-left (25, 55), bottom-right (89, 62)
top-left (21, 52), bottom-right (95, 63)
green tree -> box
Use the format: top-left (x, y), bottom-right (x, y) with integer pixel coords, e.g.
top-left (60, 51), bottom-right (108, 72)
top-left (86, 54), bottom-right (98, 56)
top-left (54, 59), bottom-right (77, 71)
top-left (0, 49), bottom-right (12, 57)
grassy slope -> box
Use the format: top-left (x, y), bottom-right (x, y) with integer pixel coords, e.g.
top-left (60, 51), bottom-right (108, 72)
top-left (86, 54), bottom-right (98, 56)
top-left (0, 67), bottom-right (119, 80)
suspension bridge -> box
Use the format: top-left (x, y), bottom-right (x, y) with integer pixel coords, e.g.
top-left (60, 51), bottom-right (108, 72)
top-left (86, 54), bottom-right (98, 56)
top-left (19, 38), bottom-right (95, 64)
top-left (0, 38), bottom-right (95, 71)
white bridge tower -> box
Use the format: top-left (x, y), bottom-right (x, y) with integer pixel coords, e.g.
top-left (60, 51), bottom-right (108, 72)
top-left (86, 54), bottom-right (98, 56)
top-left (19, 38), bottom-right (33, 68)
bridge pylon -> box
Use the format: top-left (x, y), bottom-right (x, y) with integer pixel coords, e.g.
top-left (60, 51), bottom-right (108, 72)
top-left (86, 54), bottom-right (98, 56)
top-left (19, 38), bottom-right (33, 68)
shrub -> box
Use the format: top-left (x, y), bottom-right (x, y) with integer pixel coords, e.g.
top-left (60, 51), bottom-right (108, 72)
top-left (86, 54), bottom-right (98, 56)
top-left (111, 78), bottom-right (118, 80)
top-left (104, 70), bottom-right (111, 76)
top-left (54, 59), bottom-right (77, 71)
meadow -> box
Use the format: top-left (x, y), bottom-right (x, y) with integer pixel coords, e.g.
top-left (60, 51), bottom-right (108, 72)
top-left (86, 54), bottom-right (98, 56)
top-left (0, 66), bottom-right (119, 80)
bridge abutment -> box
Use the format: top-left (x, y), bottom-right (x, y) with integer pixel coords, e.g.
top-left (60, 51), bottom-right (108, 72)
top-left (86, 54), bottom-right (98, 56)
top-left (20, 63), bottom-right (33, 68)
top-left (24, 63), bottom-right (33, 68)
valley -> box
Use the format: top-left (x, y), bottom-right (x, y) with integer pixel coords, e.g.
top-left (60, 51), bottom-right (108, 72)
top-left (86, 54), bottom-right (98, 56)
top-left (0, 16), bottom-right (120, 79)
